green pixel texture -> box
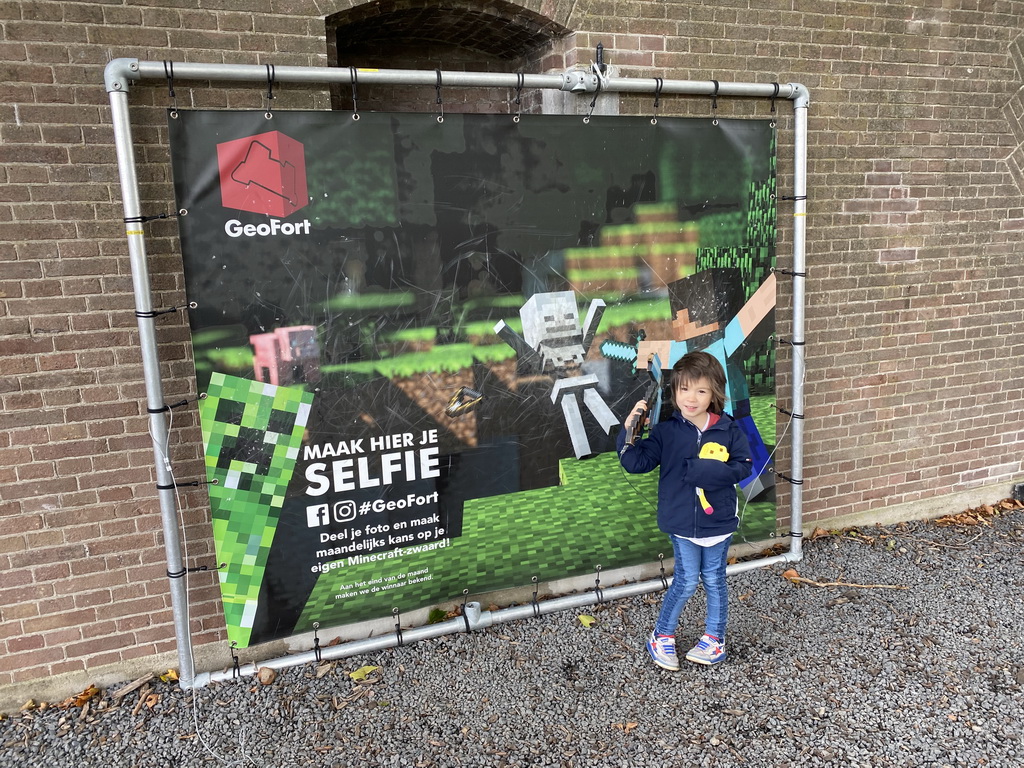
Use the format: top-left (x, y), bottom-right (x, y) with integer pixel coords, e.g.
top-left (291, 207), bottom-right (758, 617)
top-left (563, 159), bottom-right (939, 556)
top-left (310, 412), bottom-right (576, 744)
top-left (200, 372), bottom-right (315, 646)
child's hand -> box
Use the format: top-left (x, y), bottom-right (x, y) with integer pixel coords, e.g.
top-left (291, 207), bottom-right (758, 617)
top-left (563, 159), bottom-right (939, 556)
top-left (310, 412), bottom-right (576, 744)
top-left (623, 399), bottom-right (648, 432)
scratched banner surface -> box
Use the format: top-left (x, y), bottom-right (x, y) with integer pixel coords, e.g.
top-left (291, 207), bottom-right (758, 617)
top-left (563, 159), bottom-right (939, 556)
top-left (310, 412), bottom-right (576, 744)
top-left (168, 110), bottom-right (777, 647)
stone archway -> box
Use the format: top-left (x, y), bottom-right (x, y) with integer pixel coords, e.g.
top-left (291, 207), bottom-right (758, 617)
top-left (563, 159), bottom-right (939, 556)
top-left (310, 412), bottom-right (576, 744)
top-left (325, 0), bottom-right (575, 112)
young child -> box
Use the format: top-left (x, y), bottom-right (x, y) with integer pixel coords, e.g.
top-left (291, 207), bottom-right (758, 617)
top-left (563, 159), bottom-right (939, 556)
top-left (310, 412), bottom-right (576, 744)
top-left (617, 350), bottom-right (753, 669)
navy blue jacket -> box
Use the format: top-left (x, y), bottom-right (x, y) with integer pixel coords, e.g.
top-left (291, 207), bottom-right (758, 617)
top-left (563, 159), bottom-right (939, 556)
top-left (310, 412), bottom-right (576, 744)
top-left (617, 411), bottom-right (753, 538)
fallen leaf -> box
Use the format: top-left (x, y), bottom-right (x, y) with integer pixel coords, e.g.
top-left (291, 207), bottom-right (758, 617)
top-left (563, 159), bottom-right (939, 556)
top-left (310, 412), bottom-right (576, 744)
top-left (612, 722), bottom-right (638, 734)
top-left (256, 667), bottom-right (277, 686)
top-left (159, 669), bottom-right (179, 683)
top-left (20, 700), bottom-right (36, 712)
top-left (143, 693), bottom-right (160, 709)
top-left (315, 662), bottom-right (335, 679)
top-left (348, 665), bottom-right (380, 681)
top-left (781, 568), bottom-right (801, 584)
top-left (577, 615), bottom-right (597, 628)
top-left (61, 684), bottom-right (101, 709)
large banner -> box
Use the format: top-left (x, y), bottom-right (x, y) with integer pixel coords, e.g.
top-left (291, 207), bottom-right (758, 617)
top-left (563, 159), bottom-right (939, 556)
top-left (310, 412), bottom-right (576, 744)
top-left (169, 110), bottom-right (777, 647)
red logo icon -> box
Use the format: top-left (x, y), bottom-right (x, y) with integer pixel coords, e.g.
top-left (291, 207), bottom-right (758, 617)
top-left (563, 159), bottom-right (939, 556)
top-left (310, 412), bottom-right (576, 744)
top-left (217, 131), bottom-right (308, 217)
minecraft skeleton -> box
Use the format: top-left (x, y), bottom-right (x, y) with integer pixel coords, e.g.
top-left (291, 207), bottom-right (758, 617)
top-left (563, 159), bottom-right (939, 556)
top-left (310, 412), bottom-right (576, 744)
top-left (494, 291), bottom-right (618, 459)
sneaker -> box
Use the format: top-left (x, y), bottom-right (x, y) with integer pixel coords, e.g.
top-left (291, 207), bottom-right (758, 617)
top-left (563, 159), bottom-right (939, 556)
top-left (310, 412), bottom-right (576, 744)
top-left (684, 634), bottom-right (726, 666)
top-left (646, 632), bottom-right (680, 671)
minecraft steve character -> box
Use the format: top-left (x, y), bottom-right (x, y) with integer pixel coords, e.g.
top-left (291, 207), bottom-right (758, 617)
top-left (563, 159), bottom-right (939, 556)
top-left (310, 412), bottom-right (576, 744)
top-left (604, 268), bottom-right (775, 499)
top-left (494, 291), bottom-right (618, 459)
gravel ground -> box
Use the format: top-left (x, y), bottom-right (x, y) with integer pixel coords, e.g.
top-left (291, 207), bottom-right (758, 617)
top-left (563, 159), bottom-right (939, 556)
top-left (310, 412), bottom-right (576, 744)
top-left (3, 502), bottom-right (1023, 768)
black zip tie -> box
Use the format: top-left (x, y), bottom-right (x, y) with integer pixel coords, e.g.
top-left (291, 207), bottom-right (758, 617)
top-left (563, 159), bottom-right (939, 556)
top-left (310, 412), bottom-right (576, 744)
top-left (774, 472), bottom-right (804, 486)
top-left (770, 82), bottom-right (779, 118)
top-left (461, 589), bottom-right (472, 634)
top-left (186, 561), bottom-right (225, 573)
top-left (393, 607), bottom-right (404, 647)
top-left (530, 576), bottom-right (540, 618)
top-left (147, 398), bottom-right (189, 413)
top-left (772, 267), bottom-right (807, 278)
top-left (435, 69), bottom-right (444, 123)
top-left (710, 79), bottom-right (720, 123)
top-left (584, 74), bottom-right (602, 123)
top-left (135, 305), bottom-right (186, 319)
top-left (265, 63), bottom-right (275, 118)
top-left (594, 564), bottom-right (605, 604)
top-left (771, 530), bottom-right (804, 539)
top-left (773, 404), bottom-right (805, 419)
top-left (163, 60), bottom-right (178, 117)
top-left (348, 66), bottom-right (360, 120)
top-left (651, 77), bottom-right (664, 124)
top-left (124, 211), bottom-right (180, 224)
top-left (312, 622), bottom-right (322, 662)
top-left (779, 195), bottom-right (808, 201)
top-left (513, 71), bottom-right (524, 122)
top-left (169, 561), bottom-right (224, 577)
top-left (230, 642), bottom-right (241, 678)
top-left (658, 552), bottom-right (668, 589)
top-left (775, 337), bottom-right (806, 347)
top-left (156, 478), bottom-right (218, 490)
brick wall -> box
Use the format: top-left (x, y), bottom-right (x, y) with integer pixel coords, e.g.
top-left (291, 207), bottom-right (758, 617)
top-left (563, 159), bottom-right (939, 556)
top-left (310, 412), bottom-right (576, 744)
top-left (1, 0), bottom-right (1022, 706)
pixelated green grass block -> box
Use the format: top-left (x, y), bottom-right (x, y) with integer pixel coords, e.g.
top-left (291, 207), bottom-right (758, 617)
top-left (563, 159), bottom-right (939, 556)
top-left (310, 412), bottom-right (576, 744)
top-left (200, 372), bottom-right (314, 647)
top-left (296, 395), bottom-right (776, 633)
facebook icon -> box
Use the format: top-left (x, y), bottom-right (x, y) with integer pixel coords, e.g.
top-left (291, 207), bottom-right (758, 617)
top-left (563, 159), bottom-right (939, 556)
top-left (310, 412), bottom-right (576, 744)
top-left (306, 503), bottom-right (329, 527)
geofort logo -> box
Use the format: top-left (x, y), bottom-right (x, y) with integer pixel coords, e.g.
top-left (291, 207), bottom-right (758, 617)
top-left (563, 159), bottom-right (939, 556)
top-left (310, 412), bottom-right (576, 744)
top-left (216, 130), bottom-right (311, 238)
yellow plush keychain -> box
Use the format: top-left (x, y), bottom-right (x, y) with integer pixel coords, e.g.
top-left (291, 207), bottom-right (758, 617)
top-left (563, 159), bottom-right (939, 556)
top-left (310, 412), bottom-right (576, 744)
top-left (696, 442), bottom-right (729, 514)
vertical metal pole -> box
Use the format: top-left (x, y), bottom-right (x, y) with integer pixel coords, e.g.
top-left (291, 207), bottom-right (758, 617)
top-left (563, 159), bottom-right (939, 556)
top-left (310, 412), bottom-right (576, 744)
top-left (788, 87), bottom-right (809, 559)
top-left (106, 86), bottom-right (196, 687)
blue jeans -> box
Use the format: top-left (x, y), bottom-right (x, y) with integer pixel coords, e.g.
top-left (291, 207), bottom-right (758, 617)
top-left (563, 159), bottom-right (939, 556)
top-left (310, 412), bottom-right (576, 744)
top-left (654, 534), bottom-right (732, 641)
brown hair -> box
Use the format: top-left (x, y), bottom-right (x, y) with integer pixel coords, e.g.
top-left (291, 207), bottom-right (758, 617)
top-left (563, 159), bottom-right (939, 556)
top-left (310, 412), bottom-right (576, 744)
top-left (670, 351), bottom-right (727, 414)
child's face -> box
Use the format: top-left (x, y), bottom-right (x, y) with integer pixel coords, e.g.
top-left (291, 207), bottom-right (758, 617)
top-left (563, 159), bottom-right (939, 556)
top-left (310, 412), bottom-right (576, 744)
top-left (675, 376), bottom-right (714, 426)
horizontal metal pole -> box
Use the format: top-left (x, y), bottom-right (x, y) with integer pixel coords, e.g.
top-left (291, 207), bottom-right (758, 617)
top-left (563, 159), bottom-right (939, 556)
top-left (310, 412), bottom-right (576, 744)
top-left (104, 58), bottom-right (809, 106)
top-left (191, 549), bottom-right (798, 689)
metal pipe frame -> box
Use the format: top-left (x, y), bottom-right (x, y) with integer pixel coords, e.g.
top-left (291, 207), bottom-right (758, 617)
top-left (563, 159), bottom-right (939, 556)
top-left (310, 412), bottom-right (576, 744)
top-left (102, 58), bottom-right (808, 690)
